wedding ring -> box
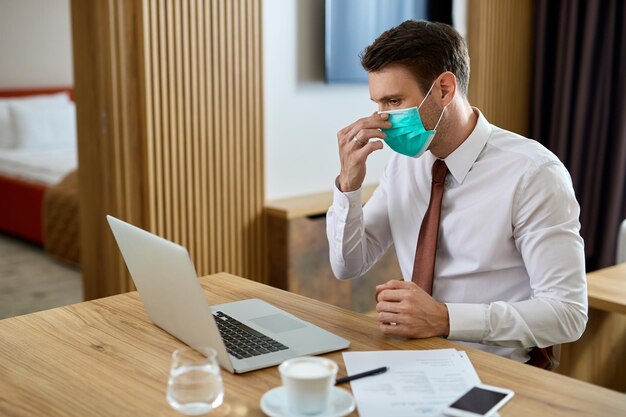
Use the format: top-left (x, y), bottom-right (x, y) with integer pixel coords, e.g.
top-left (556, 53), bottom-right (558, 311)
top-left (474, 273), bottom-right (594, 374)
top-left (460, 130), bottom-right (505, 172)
top-left (353, 136), bottom-right (365, 146)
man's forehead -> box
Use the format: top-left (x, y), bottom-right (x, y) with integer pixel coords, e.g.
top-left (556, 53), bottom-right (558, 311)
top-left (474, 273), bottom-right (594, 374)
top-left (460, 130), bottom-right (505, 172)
top-left (368, 64), bottom-right (415, 80)
top-left (368, 66), bottom-right (422, 100)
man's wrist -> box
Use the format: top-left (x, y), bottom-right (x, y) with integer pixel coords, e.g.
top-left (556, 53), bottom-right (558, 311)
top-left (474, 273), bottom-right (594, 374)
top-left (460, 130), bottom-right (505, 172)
top-left (438, 303), bottom-right (450, 338)
top-left (336, 175), bottom-right (360, 193)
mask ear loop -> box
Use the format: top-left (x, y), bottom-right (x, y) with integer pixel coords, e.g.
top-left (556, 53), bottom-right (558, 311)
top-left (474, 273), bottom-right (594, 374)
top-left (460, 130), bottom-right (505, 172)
top-left (419, 75), bottom-right (447, 131)
top-left (433, 106), bottom-right (446, 131)
top-left (417, 77), bottom-right (439, 110)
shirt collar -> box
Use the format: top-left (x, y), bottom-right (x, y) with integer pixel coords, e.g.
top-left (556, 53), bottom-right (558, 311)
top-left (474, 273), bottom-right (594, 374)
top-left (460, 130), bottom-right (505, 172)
top-left (439, 107), bottom-right (492, 184)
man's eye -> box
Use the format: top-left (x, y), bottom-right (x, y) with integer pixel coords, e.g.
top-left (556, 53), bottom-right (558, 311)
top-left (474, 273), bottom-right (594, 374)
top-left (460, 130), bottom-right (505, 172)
top-left (389, 99), bottom-right (401, 106)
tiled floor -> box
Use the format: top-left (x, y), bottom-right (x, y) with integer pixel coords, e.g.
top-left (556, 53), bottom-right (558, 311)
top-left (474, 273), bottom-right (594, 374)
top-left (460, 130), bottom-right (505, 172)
top-left (0, 233), bottom-right (83, 319)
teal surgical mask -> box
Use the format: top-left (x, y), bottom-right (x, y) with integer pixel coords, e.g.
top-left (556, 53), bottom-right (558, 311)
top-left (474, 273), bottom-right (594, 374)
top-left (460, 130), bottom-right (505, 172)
top-left (380, 80), bottom-right (446, 158)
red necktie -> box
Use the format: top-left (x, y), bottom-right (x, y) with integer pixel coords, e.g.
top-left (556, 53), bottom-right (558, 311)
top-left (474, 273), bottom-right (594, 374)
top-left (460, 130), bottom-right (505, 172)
top-left (412, 159), bottom-right (448, 294)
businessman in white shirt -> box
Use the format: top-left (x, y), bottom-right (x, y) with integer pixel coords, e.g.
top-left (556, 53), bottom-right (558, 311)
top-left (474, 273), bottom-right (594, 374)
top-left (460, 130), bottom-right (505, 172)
top-left (326, 20), bottom-right (587, 366)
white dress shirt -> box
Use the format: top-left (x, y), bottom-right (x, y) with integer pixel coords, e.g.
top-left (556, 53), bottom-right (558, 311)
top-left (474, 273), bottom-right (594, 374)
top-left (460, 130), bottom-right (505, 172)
top-left (327, 109), bottom-right (588, 362)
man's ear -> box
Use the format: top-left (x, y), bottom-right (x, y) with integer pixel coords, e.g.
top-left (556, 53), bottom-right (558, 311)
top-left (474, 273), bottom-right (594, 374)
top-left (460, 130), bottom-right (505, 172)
top-left (437, 71), bottom-right (457, 106)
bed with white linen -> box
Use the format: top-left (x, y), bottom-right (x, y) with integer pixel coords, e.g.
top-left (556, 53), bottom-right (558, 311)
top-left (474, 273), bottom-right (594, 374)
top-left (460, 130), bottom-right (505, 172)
top-left (0, 148), bottom-right (77, 186)
top-left (0, 88), bottom-right (77, 246)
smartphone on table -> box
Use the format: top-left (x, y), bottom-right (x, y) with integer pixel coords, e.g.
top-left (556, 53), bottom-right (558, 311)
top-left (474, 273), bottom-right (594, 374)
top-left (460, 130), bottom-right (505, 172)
top-left (443, 384), bottom-right (514, 417)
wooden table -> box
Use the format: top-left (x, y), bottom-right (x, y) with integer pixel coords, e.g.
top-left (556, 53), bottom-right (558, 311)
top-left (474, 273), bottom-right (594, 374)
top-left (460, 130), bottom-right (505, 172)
top-left (1, 273), bottom-right (624, 417)
top-left (587, 263), bottom-right (626, 314)
top-left (558, 263), bottom-right (626, 391)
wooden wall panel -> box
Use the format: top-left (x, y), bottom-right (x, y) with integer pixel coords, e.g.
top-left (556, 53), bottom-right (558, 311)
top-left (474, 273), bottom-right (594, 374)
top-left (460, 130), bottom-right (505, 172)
top-left (73, 0), bottom-right (266, 300)
top-left (467, 0), bottom-right (534, 136)
top-left (72, 0), bottom-right (146, 298)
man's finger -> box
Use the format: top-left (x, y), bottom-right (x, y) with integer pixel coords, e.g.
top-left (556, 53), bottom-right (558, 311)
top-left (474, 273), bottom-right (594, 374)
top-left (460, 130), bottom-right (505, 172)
top-left (347, 137), bottom-right (384, 166)
top-left (340, 112), bottom-right (390, 145)
top-left (376, 280), bottom-right (416, 292)
top-left (346, 119), bottom-right (392, 141)
top-left (377, 289), bottom-right (409, 303)
top-left (379, 322), bottom-right (407, 337)
top-left (361, 115), bottom-right (392, 129)
top-left (378, 311), bottom-right (402, 324)
top-left (338, 122), bottom-right (356, 137)
top-left (376, 278), bottom-right (408, 289)
top-left (356, 140), bottom-right (384, 157)
top-left (376, 300), bottom-right (404, 313)
top-left (375, 279), bottom-right (404, 302)
top-left (371, 111), bottom-right (390, 122)
top-left (354, 128), bottom-right (387, 143)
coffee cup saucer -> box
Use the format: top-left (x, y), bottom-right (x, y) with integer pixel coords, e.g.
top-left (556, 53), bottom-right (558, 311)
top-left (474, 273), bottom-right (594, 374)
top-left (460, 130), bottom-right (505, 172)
top-left (260, 386), bottom-right (356, 417)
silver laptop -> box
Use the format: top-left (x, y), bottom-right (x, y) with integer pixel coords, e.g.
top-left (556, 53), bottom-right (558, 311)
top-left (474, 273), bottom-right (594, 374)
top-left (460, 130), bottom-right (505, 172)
top-left (107, 215), bottom-right (349, 373)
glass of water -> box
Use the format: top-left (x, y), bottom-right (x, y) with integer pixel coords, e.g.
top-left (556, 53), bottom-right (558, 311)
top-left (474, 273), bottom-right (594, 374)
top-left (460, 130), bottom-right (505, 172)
top-left (166, 347), bottom-right (224, 415)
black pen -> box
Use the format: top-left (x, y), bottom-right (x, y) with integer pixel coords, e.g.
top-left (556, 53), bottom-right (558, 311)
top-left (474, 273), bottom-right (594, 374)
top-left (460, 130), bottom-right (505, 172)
top-left (335, 366), bottom-right (388, 385)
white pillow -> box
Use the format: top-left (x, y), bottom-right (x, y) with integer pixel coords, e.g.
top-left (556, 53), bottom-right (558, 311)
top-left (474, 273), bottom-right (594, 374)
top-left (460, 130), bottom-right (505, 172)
top-left (0, 102), bottom-right (12, 147)
top-left (0, 93), bottom-right (71, 149)
top-left (9, 97), bottom-right (76, 150)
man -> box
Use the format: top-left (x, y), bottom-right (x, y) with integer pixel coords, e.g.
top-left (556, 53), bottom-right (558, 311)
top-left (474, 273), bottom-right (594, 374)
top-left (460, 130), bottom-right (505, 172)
top-left (326, 20), bottom-right (587, 364)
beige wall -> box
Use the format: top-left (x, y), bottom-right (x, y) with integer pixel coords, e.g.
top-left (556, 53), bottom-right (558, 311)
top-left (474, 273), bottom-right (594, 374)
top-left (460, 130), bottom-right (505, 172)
top-left (263, 0), bottom-right (387, 201)
top-left (0, 0), bottom-right (73, 88)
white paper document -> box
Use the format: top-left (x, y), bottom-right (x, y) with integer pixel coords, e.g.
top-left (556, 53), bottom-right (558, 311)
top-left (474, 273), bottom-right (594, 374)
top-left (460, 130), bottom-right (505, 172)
top-left (343, 349), bottom-right (481, 417)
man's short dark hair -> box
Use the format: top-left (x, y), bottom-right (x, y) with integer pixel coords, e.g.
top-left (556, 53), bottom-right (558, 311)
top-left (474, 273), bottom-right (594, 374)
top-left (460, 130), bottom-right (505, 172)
top-left (361, 20), bottom-right (470, 96)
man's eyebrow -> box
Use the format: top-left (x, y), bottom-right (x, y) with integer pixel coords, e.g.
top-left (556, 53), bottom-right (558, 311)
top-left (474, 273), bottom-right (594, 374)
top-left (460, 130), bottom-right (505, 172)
top-left (370, 94), bottom-right (403, 103)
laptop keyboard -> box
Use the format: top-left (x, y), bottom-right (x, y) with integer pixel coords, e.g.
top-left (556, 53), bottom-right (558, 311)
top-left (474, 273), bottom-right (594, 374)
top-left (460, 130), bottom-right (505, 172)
top-left (213, 311), bottom-right (289, 359)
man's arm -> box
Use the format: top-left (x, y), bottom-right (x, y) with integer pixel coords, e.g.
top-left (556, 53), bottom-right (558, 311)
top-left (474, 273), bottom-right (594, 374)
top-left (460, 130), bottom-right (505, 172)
top-left (446, 162), bottom-right (587, 347)
top-left (326, 112), bottom-right (393, 280)
top-left (327, 177), bottom-right (393, 279)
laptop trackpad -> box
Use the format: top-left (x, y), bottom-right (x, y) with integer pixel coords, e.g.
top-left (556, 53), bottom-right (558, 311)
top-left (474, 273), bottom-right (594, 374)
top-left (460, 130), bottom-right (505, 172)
top-left (250, 314), bottom-right (307, 333)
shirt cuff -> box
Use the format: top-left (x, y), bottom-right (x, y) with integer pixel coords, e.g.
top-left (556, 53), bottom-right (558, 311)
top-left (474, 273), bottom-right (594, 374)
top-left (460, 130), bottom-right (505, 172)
top-left (332, 181), bottom-right (363, 218)
top-left (445, 303), bottom-right (489, 342)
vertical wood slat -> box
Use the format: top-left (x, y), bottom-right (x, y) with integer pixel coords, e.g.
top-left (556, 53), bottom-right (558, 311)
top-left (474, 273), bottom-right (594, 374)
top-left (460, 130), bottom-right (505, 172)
top-left (467, 0), bottom-right (534, 137)
top-left (232, 0), bottom-right (239, 274)
top-left (74, 0), bottom-right (267, 300)
top-left (209, 0), bottom-right (219, 273)
top-left (145, 0), bottom-right (156, 234)
top-left (240, 0), bottom-right (249, 279)
top-left (178, 0), bottom-right (188, 248)
top-left (172, 0), bottom-right (181, 245)
top-left (164, 0), bottom-right (173, 241)
top-left (218, 0), bottom-right (226, 272)
top-left (254, 0), bottom-right (266, 280)
top-left (156, 0), bottom-right (166, 236)
top-left (189, 0), bottom-right (199, 267)
top-left (210, 0), bottom-right (219, 272)
top-left (199, 0), bottom-right (209, 273)
top-left (225, 0), bottom-right (233, 274)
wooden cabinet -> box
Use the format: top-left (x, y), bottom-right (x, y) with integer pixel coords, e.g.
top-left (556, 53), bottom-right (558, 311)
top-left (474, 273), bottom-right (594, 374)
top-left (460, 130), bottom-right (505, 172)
top-left (266, 186), bottom-right (402, 313)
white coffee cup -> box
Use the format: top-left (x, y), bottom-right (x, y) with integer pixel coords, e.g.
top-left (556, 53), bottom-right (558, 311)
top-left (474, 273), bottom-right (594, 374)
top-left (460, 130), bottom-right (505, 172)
top-left (279, 356), bottom-right (338, 414)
